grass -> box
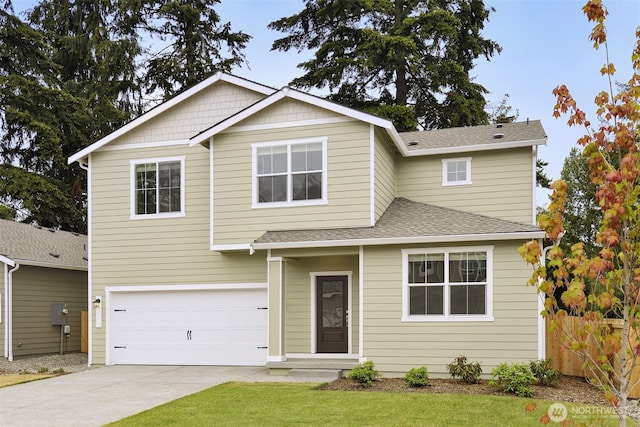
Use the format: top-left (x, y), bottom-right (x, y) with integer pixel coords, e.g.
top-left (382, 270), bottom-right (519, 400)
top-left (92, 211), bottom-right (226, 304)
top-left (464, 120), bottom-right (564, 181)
top-left (107, 382), bottom-right (636, 427)
top-left (0, 374), bottom-right (55, 388)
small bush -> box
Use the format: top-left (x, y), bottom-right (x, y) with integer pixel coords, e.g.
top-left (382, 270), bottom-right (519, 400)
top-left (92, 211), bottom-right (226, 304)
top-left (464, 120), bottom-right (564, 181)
top-left (529, 359), bottom-right (560, 386)
top-left (348, 361), bottom-right (381, 388)
top-left (446, 356), bottom-right (482, 384)
top-left (37, 367), bottom-right (49, 374)
top-left (404, 367), bottom-right (429, 387)
top-left (52, 368), bottom-right (65, 374)
top-left (489, 362), bottom-right (536, 397)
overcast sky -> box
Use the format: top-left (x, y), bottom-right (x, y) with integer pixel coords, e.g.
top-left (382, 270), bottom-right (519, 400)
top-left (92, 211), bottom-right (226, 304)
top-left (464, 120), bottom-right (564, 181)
top-left (13, 0), bottom-right (640, 206)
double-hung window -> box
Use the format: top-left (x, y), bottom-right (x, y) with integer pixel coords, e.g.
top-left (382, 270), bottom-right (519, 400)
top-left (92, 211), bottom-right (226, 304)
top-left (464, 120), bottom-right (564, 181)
top-left (442, 157), bottom-right (472, 186)
top-left (130, 156), bottom-right (185, 218)
top-left (402, 247), bottom-right (493, 321)
top-left (253, 138), bottom-right (327, 207)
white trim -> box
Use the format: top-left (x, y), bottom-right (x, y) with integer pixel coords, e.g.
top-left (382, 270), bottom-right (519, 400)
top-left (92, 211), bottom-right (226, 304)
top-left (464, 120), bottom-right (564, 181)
top-left (369, 125), bottom-right (375, 226)
top-left (406, 138), bottom-right (547, 157)
top-left (251, 137), bottom-right (328, 208)
top-left (442, 157), bottom-right (472, 186)
top-left (210, 139), bottom-right (215, 247)
top-left (6, 263), bottom-right (20, 361)
top-left (310, 271), bottom-right (352, 354)
top-left (2, 260), bottom-right (87, 271)
top-left (99, 139), bottom-right (190, 152)
top-left (532, 145), bottom-right (538, 224)
top-left (69, 72), bottom-right (275, 164)
top-left (267, 355), bottom-right (286, 362)
top-left (0, 255), bottom-right (15, 267)
top-left (3, 264), bottom-right (7, 356)
top-left (129, 155), bottom-right (186, 219)
top-left (358, 246), bottom-right (364, 360)
top-left (105, 283), bottom-right (268, 293)
top-left (221, 116), bottom-right (355, 134)
top-left (191, 87), bottom-right (396, 146)
top-left (252, 231), bottom-right (545, 250)
top-left (401, 246), bottom-right (494, 322)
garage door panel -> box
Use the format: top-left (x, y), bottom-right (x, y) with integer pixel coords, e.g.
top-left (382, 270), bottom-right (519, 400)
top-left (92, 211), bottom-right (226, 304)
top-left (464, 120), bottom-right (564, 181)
top-left (109, 288), bottom-right (267, 366)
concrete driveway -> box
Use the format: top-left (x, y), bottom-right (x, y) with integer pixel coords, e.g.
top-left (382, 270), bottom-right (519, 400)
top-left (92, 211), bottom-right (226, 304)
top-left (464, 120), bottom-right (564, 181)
top-left (0, 365), bottom-right (326, 427)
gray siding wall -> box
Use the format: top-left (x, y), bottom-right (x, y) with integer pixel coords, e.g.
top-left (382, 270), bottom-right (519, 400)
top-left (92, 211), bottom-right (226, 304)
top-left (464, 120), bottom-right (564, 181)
top-left (374, 129), bottom-right (397, 221)
top-left (396, 147), bottom-right (534, 224)
top-left (12, 266), bottom-right (87, 357)
top-left (362, 241), bottom-right (538, 377)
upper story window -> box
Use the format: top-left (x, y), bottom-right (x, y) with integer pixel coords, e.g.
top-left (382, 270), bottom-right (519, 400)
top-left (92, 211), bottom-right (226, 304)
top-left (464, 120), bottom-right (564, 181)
top-left (402, 247), bottom-right (493, 322)
top-left (442, 157), bottom-right (471, 186)
top-left (252, 138), bottom-right (328, 208)
top-left (130, 156), bottom-right (185, 219)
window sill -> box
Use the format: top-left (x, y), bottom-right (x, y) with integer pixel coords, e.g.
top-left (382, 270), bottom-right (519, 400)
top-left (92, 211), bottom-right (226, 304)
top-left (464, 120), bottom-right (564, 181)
top-left (130, 212), bottom-right (186, 220)
top-left (401, 315), bottom-right (494, 322)
top-left (442, 181), bottom-right (472, 187)
top-left (251, 199), bottom-right (328, 209)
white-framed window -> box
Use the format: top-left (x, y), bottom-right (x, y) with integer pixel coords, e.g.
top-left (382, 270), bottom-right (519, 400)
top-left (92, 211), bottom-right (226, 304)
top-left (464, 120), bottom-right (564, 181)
top-left (402, 246), bottom-right (493, 322)
top-left (252, 137), bottom-right (328, 208)
top-left (130, 156), bottom-right (185, 219)
top-left (442, 157), bottom-right (472, 186)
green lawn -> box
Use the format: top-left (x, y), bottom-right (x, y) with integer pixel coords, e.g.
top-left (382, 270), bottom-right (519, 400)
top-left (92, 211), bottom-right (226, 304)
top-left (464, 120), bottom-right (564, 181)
top-left (107, 382), bottom-right (635, 427)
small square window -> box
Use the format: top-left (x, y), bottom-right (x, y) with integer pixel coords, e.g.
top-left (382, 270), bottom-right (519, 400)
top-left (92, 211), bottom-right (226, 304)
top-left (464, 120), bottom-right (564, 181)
top-left (131, 157), bottom-right (185, 219)
top-left (442, 158), bottom-right (471, 186)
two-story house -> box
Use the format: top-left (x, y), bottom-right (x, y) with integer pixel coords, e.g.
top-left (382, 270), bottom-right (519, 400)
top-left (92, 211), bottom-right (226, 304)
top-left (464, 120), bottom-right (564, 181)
top-left (69, 72), bottom-right (545, 376)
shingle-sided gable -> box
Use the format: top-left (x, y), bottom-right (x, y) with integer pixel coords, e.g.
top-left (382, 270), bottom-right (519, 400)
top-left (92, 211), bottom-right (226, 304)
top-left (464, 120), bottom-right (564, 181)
top-left (0, 220), bottom-right (87, 270)
top-left (252, 198), bottom-right (543, 249)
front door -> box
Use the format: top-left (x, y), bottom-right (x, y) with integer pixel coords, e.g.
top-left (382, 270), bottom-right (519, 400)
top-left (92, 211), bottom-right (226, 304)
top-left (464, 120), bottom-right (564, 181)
top-left (316, 276), bottom-right (348, 353)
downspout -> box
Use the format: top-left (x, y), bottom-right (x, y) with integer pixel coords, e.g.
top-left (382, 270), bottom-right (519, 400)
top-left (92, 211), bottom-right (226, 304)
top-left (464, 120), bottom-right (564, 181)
top-left (79, 160), bottom-right (92, 366)
top-left (7, 263), bottom-right (20, 361)
top-left (3, 263), bottom-right (8, 358)
top-left (538, 232), bottom-right (565, 360)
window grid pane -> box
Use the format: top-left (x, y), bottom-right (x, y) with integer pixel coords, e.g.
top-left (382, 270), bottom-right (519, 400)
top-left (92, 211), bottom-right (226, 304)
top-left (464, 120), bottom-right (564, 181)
top-left (135, 161), bottom-right (181, 215)
top-left (446, 160), bottom-right (467, 183)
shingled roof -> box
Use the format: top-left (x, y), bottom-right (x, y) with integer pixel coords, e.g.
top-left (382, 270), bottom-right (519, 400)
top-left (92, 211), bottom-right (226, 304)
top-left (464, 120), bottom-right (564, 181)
top-left (399, 120), bottom-right (546, 153)
top-left (0, 220), bottom-right (88, 270)
top-left (252, 198), bottom-right (543, 250)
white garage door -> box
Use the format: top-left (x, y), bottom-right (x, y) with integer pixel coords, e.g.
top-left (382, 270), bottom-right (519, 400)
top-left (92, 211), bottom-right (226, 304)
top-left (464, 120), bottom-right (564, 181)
top-left (108, 288), bottom-right (268, 366)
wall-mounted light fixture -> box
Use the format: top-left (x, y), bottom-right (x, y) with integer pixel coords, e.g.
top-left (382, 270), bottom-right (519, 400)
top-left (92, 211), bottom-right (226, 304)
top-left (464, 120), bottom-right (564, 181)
top-left (93, 297), bottom-right (101, 308)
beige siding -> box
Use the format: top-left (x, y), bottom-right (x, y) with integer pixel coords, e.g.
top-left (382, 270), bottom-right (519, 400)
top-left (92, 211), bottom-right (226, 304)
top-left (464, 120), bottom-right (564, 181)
top-left (109, 82), bottom-right (266, 146)
top-left (0, 266), bottom-right (4, 349)
top-left (90, 144), bottom-right (268, 364)
top-left (362, 241), bottom-right (538, 377)
top-left (281, 255), bottom-right (359, 354)
top-left (12, 266), bottom-right (87, 357)
top-left (396, 147), bottom-right (534, 224)
top-left (213, 120), bottom-right (373, 244)
top-left (373, 129), bottom-right (397, 221)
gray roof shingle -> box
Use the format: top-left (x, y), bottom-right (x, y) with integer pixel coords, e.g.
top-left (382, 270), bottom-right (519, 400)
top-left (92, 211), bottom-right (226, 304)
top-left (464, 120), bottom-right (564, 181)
top-left (0, 220), bottom-right (88, 270)
top-left (253, 198), bottom-right (542, 248)
top-left (399, 120), bottom-right (546, 152)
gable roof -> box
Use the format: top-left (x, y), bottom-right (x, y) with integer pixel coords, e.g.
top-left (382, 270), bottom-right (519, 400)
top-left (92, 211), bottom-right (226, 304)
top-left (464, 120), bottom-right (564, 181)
top-left (189, 86), bottom-right (405, 150)
top-left (0, 220), bottom-right (88, 270)
top-left (68, 73), bottom-right (276, 164)
top-left (252, 198), bottom-right (543, 250)
top-left (398, 120), bottom-right (547, 156)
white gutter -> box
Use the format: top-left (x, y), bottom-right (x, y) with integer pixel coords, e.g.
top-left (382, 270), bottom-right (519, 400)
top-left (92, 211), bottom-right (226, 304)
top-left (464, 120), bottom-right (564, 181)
top-left (252, 231), bottom-right (545, 251)
top-left (7, 263), bottom-right (20, 361)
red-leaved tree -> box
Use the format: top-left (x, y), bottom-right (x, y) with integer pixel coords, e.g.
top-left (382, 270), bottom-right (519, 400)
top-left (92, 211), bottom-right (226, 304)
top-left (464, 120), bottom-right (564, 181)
top-left (519, 1), bottom-right (640, 426)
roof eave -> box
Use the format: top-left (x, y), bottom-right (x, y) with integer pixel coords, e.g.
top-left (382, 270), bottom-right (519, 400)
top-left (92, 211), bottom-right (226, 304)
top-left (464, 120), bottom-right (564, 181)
top-left (252, 230), bottom-right (545, 251)
top-left (0, 255), bottom-right (16, 267)
top-left (405, 137), bottom-right (547, 157)
top-left (9, 259), bottom-right (88, 271)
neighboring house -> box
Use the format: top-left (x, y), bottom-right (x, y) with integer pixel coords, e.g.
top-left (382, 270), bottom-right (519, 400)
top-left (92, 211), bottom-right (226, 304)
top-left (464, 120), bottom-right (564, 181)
top-left (69, 72), bottom-right (546, 376)
top-left (0, 220), bottom-right (88, 360)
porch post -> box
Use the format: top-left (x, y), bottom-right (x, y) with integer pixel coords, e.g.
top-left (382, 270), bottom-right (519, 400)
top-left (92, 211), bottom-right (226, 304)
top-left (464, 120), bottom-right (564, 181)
top-left (267, 256), bottom-right (286, 361)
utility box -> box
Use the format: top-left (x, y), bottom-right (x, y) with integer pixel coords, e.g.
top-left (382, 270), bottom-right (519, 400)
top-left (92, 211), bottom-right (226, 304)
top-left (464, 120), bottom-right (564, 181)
top-left (51, 304), bottom-right (67, 326)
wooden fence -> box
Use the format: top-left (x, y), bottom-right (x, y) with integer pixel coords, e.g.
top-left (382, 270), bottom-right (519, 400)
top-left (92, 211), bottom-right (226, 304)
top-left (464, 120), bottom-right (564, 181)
top-left (546, 316), bottom-right (640, 398)
top-left (81, 310), bottom-right (88, 353)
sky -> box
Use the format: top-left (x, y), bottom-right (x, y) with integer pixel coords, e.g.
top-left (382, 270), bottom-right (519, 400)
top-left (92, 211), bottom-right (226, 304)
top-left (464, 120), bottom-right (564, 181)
top-left (12, 0), bottom-right (640, 206)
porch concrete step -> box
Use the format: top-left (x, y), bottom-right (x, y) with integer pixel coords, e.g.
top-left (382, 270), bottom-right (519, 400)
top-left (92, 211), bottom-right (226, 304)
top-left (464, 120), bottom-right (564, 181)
top-left (288, 368), bottom-right (341, 380)
top-left (266, 358), bottom-right (360, 370)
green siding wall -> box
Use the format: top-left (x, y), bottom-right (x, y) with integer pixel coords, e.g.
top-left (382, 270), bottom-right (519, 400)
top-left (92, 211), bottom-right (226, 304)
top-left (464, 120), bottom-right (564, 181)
top-left (12, 266), bottom-right (87, 357)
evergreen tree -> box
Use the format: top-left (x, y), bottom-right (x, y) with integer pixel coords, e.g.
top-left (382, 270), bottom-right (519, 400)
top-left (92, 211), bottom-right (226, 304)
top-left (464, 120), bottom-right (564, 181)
top-left (269, 0), bottom-right (501, 131)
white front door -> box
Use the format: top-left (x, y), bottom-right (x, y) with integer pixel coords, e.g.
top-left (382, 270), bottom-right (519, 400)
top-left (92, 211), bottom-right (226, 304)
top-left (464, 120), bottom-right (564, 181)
top-left (108, 288), bottom-right (267, 365)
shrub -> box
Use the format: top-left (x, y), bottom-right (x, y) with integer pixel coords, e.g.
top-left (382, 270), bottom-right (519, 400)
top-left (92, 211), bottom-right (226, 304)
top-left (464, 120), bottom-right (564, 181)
top-left (446, 356), bottom-right (482, 384)
top-left (348, 361), bottom-right (381, 388)
top-left (489, 362), bottom-right (536, 397)
top-left (404, 367), bottom-right (429, 387)
top-left (529, 359), bottom-right (560, 386)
